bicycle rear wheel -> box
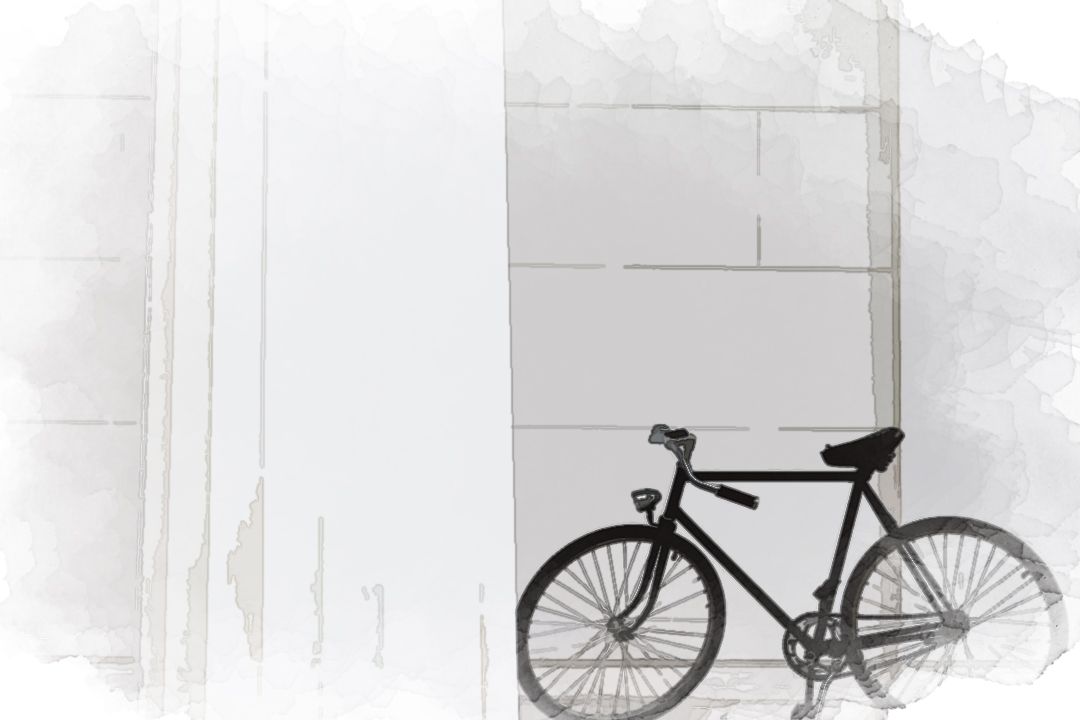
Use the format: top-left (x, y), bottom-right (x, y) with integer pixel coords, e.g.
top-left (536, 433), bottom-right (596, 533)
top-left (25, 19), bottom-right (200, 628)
top-left (842, 516), bottom-right (1067, 708)
top-left (517, 524), bottom-right (725, 720)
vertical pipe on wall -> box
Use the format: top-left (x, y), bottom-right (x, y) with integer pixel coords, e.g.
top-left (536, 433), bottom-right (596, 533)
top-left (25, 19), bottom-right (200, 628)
top-left (139, 1), bottom-right (219, 714)
top-left (871, 0), bottom-right (903, 524)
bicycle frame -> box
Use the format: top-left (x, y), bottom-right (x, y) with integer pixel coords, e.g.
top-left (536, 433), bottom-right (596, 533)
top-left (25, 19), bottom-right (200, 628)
top-left (619, 462), bottom-right (951, 658)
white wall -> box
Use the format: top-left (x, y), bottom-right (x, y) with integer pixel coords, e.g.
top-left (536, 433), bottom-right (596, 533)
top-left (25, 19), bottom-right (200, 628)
top-left (139, 2), bottom-right (517, 718)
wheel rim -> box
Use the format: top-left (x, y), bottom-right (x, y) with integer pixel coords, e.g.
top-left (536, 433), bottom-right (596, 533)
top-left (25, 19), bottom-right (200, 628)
top-left (847, 520), bottom-right (1065, 707)
top-left (521, 536), bottom-right (719, 719)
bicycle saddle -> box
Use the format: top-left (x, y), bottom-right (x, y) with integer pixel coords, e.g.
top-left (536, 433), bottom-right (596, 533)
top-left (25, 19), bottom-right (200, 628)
top-left (820, 427), bottom-right (904, 471)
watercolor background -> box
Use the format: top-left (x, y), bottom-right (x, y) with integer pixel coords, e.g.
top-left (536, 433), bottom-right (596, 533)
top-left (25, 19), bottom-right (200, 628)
top-left (0, 1), bottom-right (1078, 718)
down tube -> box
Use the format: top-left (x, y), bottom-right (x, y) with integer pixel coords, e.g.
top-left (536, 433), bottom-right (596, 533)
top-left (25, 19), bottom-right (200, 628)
top-left (673, 509), bottom-right (816, 650)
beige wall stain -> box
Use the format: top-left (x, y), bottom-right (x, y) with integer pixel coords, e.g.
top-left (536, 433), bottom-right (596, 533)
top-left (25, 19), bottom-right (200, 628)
top-left (225, 477), bottom-right (264, 665)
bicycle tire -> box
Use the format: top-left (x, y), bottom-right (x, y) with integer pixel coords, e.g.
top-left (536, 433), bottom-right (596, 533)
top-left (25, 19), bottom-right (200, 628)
top-left (842, 516), bottom-right (1067, 708)
top-left (517, 524), bottom-right (725, 720)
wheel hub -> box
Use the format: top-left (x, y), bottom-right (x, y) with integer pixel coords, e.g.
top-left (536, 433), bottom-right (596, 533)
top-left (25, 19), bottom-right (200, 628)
top-left (933, 608), bottom-right (969, 644)
top-left (606, 616), bottom-right (635, 642)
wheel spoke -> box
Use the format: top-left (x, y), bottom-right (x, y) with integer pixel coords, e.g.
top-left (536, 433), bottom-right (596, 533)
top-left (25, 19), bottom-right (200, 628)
top-left (661, 560), bottom-right (694, 590)
top-left (941, 535), bottom-right (951, 605)
top-left (962, 538), bottom-right (983, 607)
top-left (621, 645), bottom-right (634, 712)
top-left (868, 643), bottom-right (938, 678)
top-left (591, 551), bottom-right (613, 615)
top-left (566, 565), bottom-right (608, 616)
top-left (661, 554), bottom-right (683, 585)
top-left (613, 649), bottom-right (627, 715)
top-left (951, 534), bottom-right (966, 606)
top-left (563, 641), bottom-right (615, 709)
top-left (593, 646), bottom-right (608, 714)
top-left (616, 542), bottom-right (642, 612)
top-left (895, 640), bottom-right (937, 698)
top-left (965, 565), bottom-right (1023, 613)
top-left (972, 591), bottom-right (1045, 629)
top-left (537, 628), bottom-right (605, 686)
top-left (624, 643), bottom-right (657, 699)
top-left (576, 558), bottom-right (610, 616)
top-left (965, 548), bottom-right (1003, 610)
top-left (927, 535), bottom-right (949, 599)
top-left (637, 626), bottom-right (707, 639)
top-left (635, 632), bottom-right (703, 654)
top-left (878, 558), bottom-right (934, 609)
top-left (855, 614), bottom-right (941, 634)
top-left (565, 643), bottom-right (617, 716)
top-left (552, 578), bottom-right (607, 616)
top-left (629, 638), bottom-right (679, 689)
top-left (650, 589), bottom-right (705, 618)
top-left (536, 604), bottom-right (600, 626)
top-left (629, 636), bottom-right (682, 662)
top-left (530, 622), bottom-right (595, 639)
top-left (542, 591), bottom-right (599, 626)
top-left (861, 595), bottom-right (924, 615)
top-left (606, 545), bottom-right (620, 615)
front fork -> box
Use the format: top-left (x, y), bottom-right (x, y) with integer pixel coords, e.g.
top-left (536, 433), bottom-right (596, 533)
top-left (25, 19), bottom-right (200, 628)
top-left (613, 517), bottom-right (676, 635)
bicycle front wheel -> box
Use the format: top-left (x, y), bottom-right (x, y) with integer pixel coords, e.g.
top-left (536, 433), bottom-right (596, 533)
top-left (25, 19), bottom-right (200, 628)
top-left (842, 516), bottom-right (1067, 708)
top-left (517, 524), bottom-right (725, 720)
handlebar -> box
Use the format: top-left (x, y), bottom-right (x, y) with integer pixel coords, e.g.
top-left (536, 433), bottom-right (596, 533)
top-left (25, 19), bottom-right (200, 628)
top-left (649, 424), bottom-right (760, 510)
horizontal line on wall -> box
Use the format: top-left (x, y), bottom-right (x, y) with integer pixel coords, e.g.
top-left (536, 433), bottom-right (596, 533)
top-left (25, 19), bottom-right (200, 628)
top-left (711, 659), bottom-right (789, 668)
top-left (0, 256), bottom-right (123, 263)
top-left (506, 101), bottom-right (879, 114)
top-left (505, 101), bottom-right (571, 108)
top-left (532, 657), bottom-right (789, 670)
top-left (778, 426), bottom-right (882, 432)
top-left (510, 262), bottom-right (606, 270)
top-left (40, 654), bottom-right (136, 665)
top-left (632, 103), bottom-right (879, 114)
top-left (12, 92), bottom-right (152, 101)
top-left (7, 419), bottom-right (139, 427)
top-left (514, 424), bottom-right (751, 432)
top-left (690, 699), bottom-right (843, 707)
top-left (624, 263), bottom-right (893, 274)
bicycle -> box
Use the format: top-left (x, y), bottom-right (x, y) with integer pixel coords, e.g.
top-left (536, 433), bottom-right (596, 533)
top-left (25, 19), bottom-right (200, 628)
top-left (516, 424), bottom-right (1068, 720)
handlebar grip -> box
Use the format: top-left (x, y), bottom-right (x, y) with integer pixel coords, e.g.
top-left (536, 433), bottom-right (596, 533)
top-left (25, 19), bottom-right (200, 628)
top-left (715, 484), bottom-right (759, 510)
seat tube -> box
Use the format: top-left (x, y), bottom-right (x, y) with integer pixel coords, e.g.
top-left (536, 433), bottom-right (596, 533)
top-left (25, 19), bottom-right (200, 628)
top-left (821, 477), bottom-right (865, 606)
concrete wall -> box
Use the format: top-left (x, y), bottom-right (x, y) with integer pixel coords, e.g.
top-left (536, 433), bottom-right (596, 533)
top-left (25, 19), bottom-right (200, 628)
top-left (505, 0), bottom-right (896, 664)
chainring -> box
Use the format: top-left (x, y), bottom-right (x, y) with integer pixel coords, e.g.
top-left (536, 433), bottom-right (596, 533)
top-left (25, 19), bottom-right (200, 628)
top-left (782, 612), bottom-right (849, 681)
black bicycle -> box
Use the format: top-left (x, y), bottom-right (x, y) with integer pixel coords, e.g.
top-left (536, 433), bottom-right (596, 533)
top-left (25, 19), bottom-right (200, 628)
top-left (516, 425), bottom-right (1067, 720)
